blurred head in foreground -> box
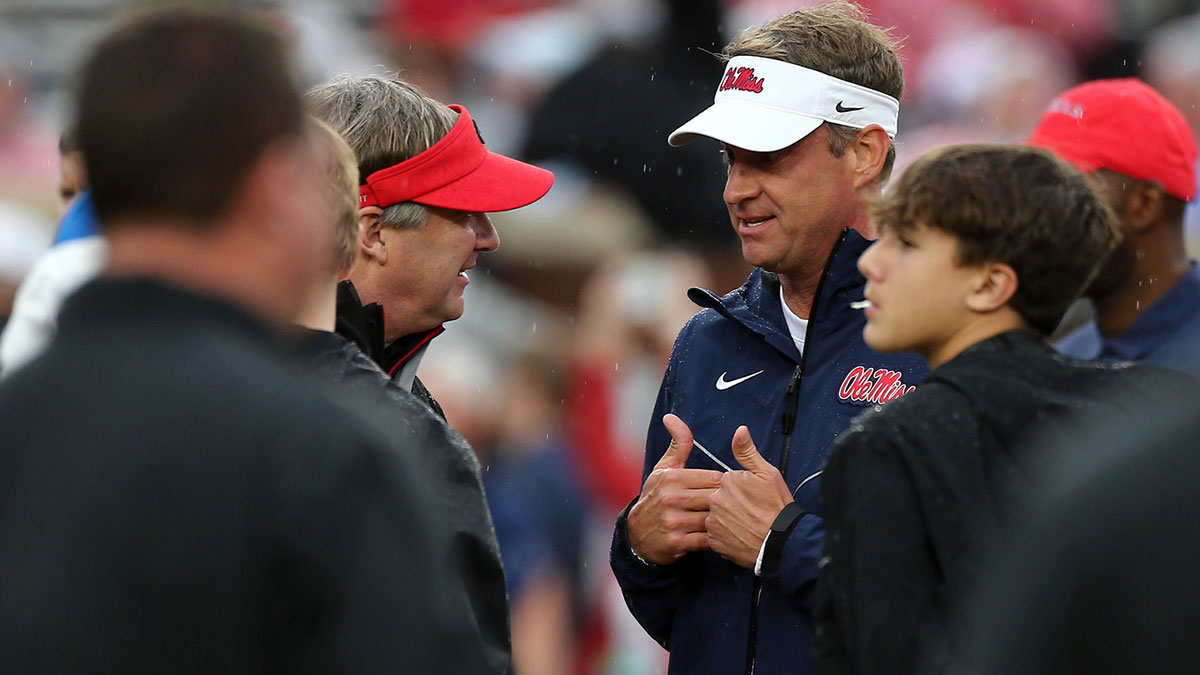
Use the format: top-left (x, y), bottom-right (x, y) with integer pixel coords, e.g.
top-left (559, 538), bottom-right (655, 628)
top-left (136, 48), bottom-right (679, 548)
top-left (78, 6), bottom-right (328, 323)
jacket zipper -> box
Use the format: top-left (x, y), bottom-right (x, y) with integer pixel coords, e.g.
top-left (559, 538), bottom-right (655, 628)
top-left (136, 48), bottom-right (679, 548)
top-left (745, 364), bottom-right (803, 675)
top-left (744, 232), bottom-right (847, 675)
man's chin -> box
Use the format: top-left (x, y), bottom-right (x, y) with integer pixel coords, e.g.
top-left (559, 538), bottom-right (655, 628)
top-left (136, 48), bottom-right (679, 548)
top-left (741, 247), bottom-right (781, 272)
top-left (441, 299), bottom-right (466, 323)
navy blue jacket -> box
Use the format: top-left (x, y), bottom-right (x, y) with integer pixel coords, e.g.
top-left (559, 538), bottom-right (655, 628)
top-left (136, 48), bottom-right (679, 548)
top-left (611, 230), bottom-right (928, 675)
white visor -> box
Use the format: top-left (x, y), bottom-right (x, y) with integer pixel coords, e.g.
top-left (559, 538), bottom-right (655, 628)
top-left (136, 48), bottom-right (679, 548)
top-left (668, 55), bottom-right (900, 152)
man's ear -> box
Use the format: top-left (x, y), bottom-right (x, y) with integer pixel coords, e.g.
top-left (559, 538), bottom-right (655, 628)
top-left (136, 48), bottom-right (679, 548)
top-left (358, 206), bottom-right (387, 265)
top-left (1123, 182), bottom-right (1164, 233)
top-left (965, 262), bottom-right (1019, 313)
top-left (849, 125), bottom-right (890, 190)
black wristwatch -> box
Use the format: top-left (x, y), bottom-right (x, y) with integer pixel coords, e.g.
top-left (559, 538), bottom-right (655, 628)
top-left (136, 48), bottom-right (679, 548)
top-left (761, 502), bottom-right (808, 575)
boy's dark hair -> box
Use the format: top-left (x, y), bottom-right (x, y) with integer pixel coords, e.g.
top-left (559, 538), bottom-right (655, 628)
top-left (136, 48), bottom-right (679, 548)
top-left (871, 145), bottom-right (1120, 334)
top-left (77, 7), bottom-right (304, 228)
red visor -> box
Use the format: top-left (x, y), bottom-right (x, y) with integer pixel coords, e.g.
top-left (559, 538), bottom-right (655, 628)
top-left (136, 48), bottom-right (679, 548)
top-left (358, 104), bottom-right (554, 212)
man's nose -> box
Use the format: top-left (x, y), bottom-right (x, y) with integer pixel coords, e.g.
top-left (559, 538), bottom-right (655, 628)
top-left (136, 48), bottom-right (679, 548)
top-left (472, 213), bottom-right (499, 252)
top-left (723, 163), bottom-right (760, 206)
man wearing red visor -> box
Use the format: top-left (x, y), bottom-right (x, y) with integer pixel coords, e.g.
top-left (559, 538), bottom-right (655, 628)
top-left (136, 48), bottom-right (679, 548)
top-left (307, 76), bottom-right (553, 416)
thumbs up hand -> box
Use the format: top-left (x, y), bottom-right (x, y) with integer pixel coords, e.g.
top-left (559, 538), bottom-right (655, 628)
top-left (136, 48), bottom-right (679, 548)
top-left (627, 414), bottom-right (725, 566)
top-left (706, 426), bottom-right (793, 570)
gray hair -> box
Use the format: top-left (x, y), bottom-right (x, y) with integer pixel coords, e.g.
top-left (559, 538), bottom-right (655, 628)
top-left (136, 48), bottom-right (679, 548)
top-left (306, 75), bottom-right (457, 230)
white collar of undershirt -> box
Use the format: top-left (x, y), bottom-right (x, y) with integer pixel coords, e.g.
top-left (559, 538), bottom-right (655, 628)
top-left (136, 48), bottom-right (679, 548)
top-left (779, 285), bottom-right (808, 357)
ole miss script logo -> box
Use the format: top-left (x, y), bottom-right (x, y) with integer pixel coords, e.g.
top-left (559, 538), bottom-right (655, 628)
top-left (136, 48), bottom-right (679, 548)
top-left (720, 66), bottom-right (765, 94)
top-left (838, 366), bottom-right (915, 405)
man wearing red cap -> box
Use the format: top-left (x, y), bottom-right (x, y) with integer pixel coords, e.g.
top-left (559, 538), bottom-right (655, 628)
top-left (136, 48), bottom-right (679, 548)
top-left (1028, 78), bottom-right (1200, 377)
top-left (306, 76), bottom-right (554, 674)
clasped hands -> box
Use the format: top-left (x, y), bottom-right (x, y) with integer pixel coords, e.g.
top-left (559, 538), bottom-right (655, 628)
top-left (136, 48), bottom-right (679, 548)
top-left (627, 413), bottom-right (793, 570)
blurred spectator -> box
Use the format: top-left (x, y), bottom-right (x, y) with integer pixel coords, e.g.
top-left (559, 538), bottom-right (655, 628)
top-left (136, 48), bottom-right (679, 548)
top-left (385, 0), bottom-right (546, 55)
top-left (263, 0), bottom-right (385, 84)
top-left (728, 0), bottom-right (1112, 93)
top-left (0, 67), bottom-right (59, 213)
top-left (523, 0), bottom-right (732, 251)
top-left (896, 25), bottom-right (1076, 169)
top-left (564, 250), bottom-right (710, 673)
top-left (485, 353), bottom-right (589, 675)
top-left (1142, 13), bottom-right (1200, 254)
top-left (56, 127), bottom-right (86, 218)
top-left (1029, 79), bottom-right (1200, 377)
top-left (567, 250), bottom-right (712, 515)
top-left (0, 202), bottom-right (52, 329)
top-left (0, 126), bottom-right (104, 378)
top-left (965, 385), bottom-right (1200, 675)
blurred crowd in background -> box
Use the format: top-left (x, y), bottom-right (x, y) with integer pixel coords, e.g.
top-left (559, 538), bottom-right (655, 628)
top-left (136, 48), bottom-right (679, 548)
top-left (1, 0), bottom-right (1198, 672)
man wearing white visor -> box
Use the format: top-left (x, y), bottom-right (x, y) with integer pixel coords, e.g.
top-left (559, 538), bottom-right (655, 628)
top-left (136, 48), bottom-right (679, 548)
top-left (610, 3), bottom-right (928, 673)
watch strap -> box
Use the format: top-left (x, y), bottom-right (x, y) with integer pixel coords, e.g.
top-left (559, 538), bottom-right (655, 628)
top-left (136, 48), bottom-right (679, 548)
top-left (761, 502), bottom-right (807, 575)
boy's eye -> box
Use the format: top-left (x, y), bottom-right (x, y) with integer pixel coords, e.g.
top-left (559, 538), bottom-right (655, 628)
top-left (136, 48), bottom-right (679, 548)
top-left (898, 236), bottom-right (915, 248)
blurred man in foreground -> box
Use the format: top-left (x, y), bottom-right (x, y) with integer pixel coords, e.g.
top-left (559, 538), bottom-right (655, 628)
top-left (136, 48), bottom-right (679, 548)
top-left (0, 8), bottom-right (471, 672)
top-left (967, 386), bottom-right (1200, 675)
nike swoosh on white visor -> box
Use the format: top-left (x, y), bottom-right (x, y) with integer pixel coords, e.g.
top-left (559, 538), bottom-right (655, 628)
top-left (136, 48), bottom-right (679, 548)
top-left (715, 370), bottom-right (765, 391)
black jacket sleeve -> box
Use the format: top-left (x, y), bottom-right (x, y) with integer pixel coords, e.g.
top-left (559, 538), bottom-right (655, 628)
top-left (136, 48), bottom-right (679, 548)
top-left (814, 425), bottom-right (957, 675)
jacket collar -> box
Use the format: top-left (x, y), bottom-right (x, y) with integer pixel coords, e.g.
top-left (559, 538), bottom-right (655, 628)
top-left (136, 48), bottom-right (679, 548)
top-left (335, 281), bottom-right (386, 363)
top-left (62, 277), bottom-right (275, 345)
top-left (334, 280), bottom-right (443, 378)
top-left (687, 229), bottom-right (872, 360)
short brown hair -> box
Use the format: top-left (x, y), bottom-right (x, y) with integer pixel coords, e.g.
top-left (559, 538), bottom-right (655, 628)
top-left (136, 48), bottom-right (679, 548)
top-left (871, 144), bottom-right (1121, 335)
top-left (724, 1), bottom-right (903, 182)
top-left (308, 118), bottom-right (360, 272)
top-left (306, 75), bottom-right (456, 231)
top-left (77, 7), bottom-right (304, 228)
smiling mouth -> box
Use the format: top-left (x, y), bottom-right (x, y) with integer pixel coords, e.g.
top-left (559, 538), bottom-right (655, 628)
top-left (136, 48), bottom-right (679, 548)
top-left (740, 216), bottom-right (775, 230)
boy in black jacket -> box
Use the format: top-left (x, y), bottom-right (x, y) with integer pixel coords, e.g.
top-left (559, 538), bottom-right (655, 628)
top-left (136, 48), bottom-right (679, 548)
top-left (813, 145), bottom-right (1187, 674)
